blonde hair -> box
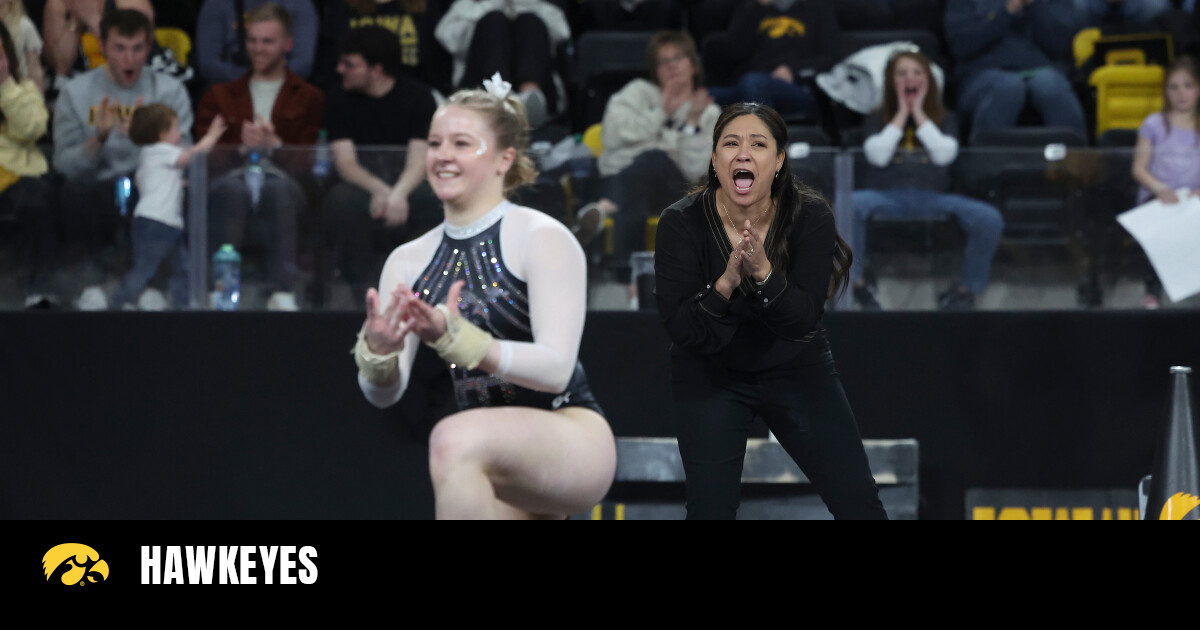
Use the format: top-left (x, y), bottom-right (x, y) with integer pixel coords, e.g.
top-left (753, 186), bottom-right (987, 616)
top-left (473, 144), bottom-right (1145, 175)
top-left (443, 88), bottom-right (538, 196)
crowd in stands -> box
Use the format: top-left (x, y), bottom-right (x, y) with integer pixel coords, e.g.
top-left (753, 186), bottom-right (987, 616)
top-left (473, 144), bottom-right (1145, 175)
top-left (1, 0), bottom-right (1199, 311)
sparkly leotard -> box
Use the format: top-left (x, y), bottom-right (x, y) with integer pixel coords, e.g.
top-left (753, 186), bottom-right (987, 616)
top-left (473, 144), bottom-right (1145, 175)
top-left (409, 204), bottom-right (604, 416)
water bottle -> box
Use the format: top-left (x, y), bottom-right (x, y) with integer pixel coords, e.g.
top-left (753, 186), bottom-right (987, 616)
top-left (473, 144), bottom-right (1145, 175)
top-left (212, 244), bottom-right (241, 311)
top-left (245, 151), bottom-right (264, 208)
top-left (312, 129), bottom-right (332, 179)
top-left (115, 176), bottom-right (132, 217)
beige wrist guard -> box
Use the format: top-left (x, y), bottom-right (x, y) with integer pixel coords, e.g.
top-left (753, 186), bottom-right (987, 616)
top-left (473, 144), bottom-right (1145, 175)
top-left (427, 304), bottom-right (493, 370)
top-left (352, 326), bottom-right (401, 384)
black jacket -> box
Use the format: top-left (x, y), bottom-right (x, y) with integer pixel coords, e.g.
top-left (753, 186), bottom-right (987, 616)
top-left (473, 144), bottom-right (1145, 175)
top-left (654, 188), bottom-right (836, 391)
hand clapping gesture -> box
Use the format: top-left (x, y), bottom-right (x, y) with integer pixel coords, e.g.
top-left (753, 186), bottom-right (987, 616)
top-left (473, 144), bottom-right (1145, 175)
top-left (737, 219), bottom-right (772, 283)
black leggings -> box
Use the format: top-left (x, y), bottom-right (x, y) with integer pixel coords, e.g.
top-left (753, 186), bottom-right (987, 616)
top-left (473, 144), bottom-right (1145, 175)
top-left (673, 346), bottom-right (888, 520)
top-left (460, 11), bottom-right (557, 113)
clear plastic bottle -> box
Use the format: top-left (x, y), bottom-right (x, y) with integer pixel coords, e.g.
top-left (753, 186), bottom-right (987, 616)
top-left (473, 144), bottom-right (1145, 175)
top-left (212, 244), bottom-right (241, 311)
top-left (245, 150), bottom-right (264, 208)
top-left (115, 176), bottom-right (132, 217)
top-left (312, 129), bottom-right (332, 179)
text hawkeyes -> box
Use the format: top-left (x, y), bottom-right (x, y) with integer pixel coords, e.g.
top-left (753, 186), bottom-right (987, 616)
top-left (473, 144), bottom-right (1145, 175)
top-left (141, 546), bottom-right (318, 584)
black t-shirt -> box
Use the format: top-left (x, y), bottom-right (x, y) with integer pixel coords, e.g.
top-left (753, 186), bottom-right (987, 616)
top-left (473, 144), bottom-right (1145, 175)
top-left (316, 0), bottom-right (452, 94)
top-left (325, 77), bottom-right (437, 179)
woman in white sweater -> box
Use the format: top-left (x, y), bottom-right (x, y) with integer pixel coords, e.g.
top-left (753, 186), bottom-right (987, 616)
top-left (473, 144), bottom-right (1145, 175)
top-left (851, 51), bottom-right (1004, 311)
top-left (591, 30), bottom-right (720, 301)
top-left (435, 0), bottom-right (569, 127)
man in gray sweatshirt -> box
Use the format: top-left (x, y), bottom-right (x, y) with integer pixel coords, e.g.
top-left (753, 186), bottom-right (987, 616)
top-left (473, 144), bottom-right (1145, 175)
top-left (53, 8), bottom-right (194, 309)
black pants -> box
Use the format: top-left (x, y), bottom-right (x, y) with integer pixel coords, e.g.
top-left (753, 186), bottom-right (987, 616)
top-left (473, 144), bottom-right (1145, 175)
top-left (208, 169), bottom-right (302, 294)
top-left (58, 177), bottom-right (138, 287)
top-left (602, 149), bottom-right (692, 280)
top-left (321, 180), bottom-right (442, 299)
top-left (0, 176), bottom-right (57, 294)
top-left (674, 344), bottom-right (888, 520)
top-left (460, 11), bottom-right (558, 113)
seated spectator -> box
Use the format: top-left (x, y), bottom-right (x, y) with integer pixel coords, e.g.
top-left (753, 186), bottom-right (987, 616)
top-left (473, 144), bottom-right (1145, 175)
top-left (435, 0), bottom-right (570, 128)
top-left (945, 0), bottom-right (1087, 139)
top-left (2, 0), bottom-right (45, 92)
top-left (43, 0), bottom-right (191, 87)
top-left (52, 8), bottom-right (192, 309)
top-left (111, 104), bottom-right (225, 310)
top-left (704, 0), bottom-right (840, 121)
top-left (1075, 0), bottom-right (1171, 27)
top-left (322, 25), bottom-right (440, 304)
top-left (195, 2), bottom-right (325, 311)
top-left (0, 19), bottom-right (56, 308)
top-left (591, 30), bottom-right (719, 306)
top-left (1131, 55), bottom-right (1200, 308)
top-left (315, 0), bottom-right (452, 96)
top-left (851, 51), bottom-right (1005, 311)
top-left (196, 0), bottom-right (318, 85)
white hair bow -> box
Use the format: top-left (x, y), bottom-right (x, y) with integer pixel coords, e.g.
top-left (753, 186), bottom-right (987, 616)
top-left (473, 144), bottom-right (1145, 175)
top-left (483, 72), bottom-right (512, 100)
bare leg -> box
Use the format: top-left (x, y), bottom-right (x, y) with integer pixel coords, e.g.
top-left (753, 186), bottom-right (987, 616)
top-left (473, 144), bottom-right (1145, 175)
top-left (428, 406), bottom-right (616, 520)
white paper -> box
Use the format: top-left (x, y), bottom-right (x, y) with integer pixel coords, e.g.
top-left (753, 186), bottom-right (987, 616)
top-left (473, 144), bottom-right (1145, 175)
top-left (1116, 190), bottom-right (1200, 302)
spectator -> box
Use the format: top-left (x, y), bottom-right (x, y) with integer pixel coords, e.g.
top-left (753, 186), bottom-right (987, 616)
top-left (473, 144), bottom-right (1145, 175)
top-left (1074, 0), bottom-right (1171, 27)
top-left (592, 30), bottom-right (720, 305)
top-left (196, 0), bottom-right (318, 84)
top-left (52, 8), bottom-right (192, 309)
top-left (1130, 55), bottom-right (1200, 308)
top-left (323, 25), bottom-right (439, 303)
top-left (435, 0), bottom-right (570, 128)
top-left (195, 2), bottom-right (325, 311)
top-left (0, 19), bottom-right (55, 308)
top-left (315, 0), bottom-right (452, 95)
top-left (850, 50), bottom-right (1005, 311)
top-left (110, 104), bottom-right (226, 310)
top-left (704, 0), bottom-right (840, 121)
top-left (1, 0), bottom-right (45, 92)
top-left (43, 0), bottom-right (190, 86)
top-left (945, 0), bottom-right (1087, 139)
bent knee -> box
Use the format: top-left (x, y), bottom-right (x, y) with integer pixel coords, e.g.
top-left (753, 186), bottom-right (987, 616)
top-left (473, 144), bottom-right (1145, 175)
top-left (427, 410), bottom-right (491, 481)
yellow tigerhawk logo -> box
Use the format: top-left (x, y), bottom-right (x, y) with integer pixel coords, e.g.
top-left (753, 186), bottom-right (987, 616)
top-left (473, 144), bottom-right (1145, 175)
top-left (43, 544), bottom-right (110, 586)
top-left (1159, 492), bottom-right (1200, 520)
top-left (759, 17), bottom-right (806, 39)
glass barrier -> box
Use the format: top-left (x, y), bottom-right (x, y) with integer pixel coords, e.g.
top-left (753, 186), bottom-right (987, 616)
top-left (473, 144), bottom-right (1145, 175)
top-left (2, 142), bottom-right (1197, 313)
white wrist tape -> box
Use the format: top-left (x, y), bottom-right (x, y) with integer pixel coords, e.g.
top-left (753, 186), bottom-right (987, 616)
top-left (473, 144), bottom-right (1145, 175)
top-left (427, 304), bottom-right (493, 370)
top-left (352, 326), bottom-right (401, 384)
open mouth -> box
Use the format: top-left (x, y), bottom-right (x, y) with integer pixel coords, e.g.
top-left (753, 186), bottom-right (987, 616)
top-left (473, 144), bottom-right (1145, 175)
top-left (904, 86), bottom-right (919, 96)
top-left (733, 169), bottom-right (755, 193)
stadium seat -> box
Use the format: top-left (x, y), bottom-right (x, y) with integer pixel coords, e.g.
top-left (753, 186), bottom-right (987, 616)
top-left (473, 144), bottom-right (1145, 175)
top-left (570, 30), bottom-right (655, 132)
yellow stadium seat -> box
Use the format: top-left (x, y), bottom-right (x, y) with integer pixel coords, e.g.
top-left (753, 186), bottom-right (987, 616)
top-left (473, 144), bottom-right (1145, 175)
top-left (603, 217), bottom-right (615, 256)
top-left (1105, 48), bottom-right (1145, 66)
top-left (1089, 64), bottom-right (1164, 137)
top-left (80, 32), bottom-right (105, 69)
top-left (81, 28), bottom-right (193, 69)
top-left (155, 28), bottom-right (192, 67)
top-left (1074, 28), bottom-right (1101, 68)
top-left (582, 123), bottom-right (604, 157)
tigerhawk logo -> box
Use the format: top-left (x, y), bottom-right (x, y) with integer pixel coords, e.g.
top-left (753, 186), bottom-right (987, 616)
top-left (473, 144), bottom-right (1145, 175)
top-left (758, 17), bottom-right (806, 39)
top-left (43, 544), bottom-right (109, 586)
top-left (1159, 492), bottom-right (1200, 520)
